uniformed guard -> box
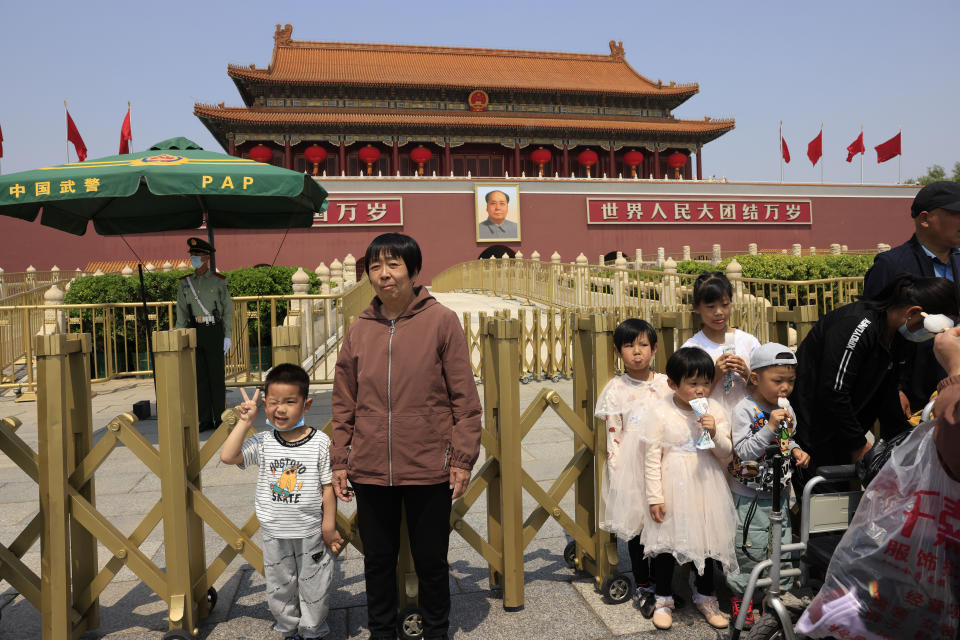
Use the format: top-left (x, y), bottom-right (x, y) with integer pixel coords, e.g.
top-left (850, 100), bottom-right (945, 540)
top-left (176, 237), bottom-right (232, 432)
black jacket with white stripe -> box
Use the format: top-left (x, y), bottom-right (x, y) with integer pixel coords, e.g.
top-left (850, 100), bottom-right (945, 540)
top-left (790, 301), bottom-right (910, 467)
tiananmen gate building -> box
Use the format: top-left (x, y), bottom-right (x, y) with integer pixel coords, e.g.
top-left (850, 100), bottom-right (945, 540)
top-left (194, 24), bottom-right (734, 180)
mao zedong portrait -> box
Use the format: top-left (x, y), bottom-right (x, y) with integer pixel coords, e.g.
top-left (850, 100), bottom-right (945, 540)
top-left (477, 189), bottom-right (519, 240)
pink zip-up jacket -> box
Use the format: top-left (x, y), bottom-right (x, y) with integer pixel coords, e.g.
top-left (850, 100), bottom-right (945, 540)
top-left (330, 287), bottom-right (482, 485)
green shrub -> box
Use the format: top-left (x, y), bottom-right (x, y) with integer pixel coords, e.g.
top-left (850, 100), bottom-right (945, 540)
top-left (673, 254), bottom-right (874, 280)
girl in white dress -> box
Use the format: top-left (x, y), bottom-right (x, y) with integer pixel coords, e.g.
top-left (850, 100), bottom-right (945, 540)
top-left (595, 319), bottom-right (671, 615)
top-left (640, 347), bottom-right (738, 631)
top-left (682, 272), bottom-right (760, 414)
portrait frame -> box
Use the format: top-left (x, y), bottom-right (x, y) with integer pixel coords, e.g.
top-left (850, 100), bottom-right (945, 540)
top-left (475, 183), bottom-right (521, 243)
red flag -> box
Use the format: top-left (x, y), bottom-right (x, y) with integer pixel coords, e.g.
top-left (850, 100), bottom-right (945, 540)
top-left (0, 122), bottom-right (4, 159)
top-left (119, 107), bottom-right (132, 154)
top-left (781, 136), bottom-right (791, 163)
top-left (875, 132), bottom-right (901, 163)
top-left (846, 132), bottom-right (865, 162)
top-left (807, 130), bottom-right (822, 166)
top-left (66, 110), bottom-right (87, 162)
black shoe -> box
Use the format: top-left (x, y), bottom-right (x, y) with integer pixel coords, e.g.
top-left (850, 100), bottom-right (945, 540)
top-left (638, 591), bottom-right (656, 619)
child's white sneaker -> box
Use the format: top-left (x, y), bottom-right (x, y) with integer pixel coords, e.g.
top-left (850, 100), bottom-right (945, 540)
top-left (652, 595), bottom-right (674, 630)
top-left (692, 592), bottom-right (729, 629)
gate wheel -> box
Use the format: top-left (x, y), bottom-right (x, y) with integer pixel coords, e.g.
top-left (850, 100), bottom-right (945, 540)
top-left (601, 573), bottom-right (633, 604)
top-left (397, 606), bottom-right (424, 639)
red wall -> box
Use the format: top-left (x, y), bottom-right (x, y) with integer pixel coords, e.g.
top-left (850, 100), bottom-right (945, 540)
top-left (4, 179), bottom-right (918, 282)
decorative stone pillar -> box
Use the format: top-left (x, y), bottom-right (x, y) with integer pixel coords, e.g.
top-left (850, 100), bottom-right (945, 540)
top-left (121, 265), bottom-right (134, 278)
top-left (145, 262), bottom-right (156, 273)
top-left (809, 246), bottom-right (817, 256)
top-left (26, 265), bottom-right (36, 288)
top-left (726, 258), bottom-right (744, 303)
top-left (530, 250), bottom-right (540, 261)
top-left (177, 261), bottom-right (189, 270)
top-left (712, 244), bottom-right (722, 265)
top-left (93, 269), bottom-right (104, 276)
top-left (656, 247), bottom-right (665, 267)
top-left (748, 243), bottom-right (758, 256)
top-left (162, 261), bottom-right (173, 272)
top-left (682, 246), bottom-right (691, 261)
top-left (575, 252), bottom-right (588, 308)
top-left (41, 284), bottom-right (67, 335)
top-left (0, 267), bottom-right (6, 298)
top-left (343, 254), bottom-right (357, 286)
top-left (75, 268), bottom-right (83, 279)
top-left (330, 259), bottom-right (343, 289)
top-left (50, 265), bottom-right (60, 283)
top-left (877, 243), bottom-right (891, 253)
top-left (515, 250), bottom-right (523, 259)
top-left (829, 243), bottom-right (841, 255)
top-left (841, 244), bottom-right (848, 253)
top-left (551, 251), bottom-right (562, 264)
top-left (792, 243), bottom-right (802, 258)
top-left (662, 257), bottom-right (679, 307)
top-left (635, 248), bottom-right (643, 266)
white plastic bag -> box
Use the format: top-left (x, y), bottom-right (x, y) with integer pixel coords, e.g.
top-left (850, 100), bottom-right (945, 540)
top-left (796, 421), bottom-right (959, 639)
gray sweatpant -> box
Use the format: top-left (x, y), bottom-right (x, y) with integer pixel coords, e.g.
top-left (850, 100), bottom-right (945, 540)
top-left (263, 531), bottom-right (334, 638)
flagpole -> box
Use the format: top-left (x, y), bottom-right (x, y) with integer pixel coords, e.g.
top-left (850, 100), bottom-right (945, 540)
top-left (128, 101), bottom-right (132, 151)
top-left (898, 126), bottom-right (902, 184)
top-left (820, 122), bottom-right (824, 184)
top-left (779, 121), bottom-right (783, 183)
top-left (860, 124), bottom-right (864, 185)
top-left (64, 100), bottom-right (70, 163)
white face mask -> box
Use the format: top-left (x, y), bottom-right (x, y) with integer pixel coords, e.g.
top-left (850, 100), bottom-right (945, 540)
top-left (266, 415), bottom-right (306, 432)
top-left (190, 256), bottom-right (204, 269)
top-left (898, 313), bottom-right (955, 343)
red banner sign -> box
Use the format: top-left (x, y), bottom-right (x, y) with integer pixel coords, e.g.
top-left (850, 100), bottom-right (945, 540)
top-left (586, 198), bottom-right (813, 225)
top-left (314, 198), bottom-right (403, 227)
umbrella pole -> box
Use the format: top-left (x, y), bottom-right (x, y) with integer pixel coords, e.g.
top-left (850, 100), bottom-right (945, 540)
top-left (197, 195), bottom-right (216, 272)
top-left (137, 264), bottom-right (156, 385)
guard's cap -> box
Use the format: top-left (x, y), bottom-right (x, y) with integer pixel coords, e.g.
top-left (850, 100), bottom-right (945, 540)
top-left (911, 181), bottom-right (960, 218)
top-left (750, 342), bottom-right (797, 371)
top-left (187, 237), bottom-right (215, 254)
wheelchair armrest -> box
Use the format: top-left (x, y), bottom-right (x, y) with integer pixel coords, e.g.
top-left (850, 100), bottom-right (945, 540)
top-left (816, 465), bottom-right (857, 481)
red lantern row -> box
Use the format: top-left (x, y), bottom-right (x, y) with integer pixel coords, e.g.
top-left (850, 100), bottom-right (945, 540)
top-left (247, 144), bottom-right (273, 164)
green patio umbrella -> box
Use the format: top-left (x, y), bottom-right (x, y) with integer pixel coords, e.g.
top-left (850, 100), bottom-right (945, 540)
top-left (0, 137), bottom-right (328, 383)
top-left (0, 137), bottom-right (328, 236)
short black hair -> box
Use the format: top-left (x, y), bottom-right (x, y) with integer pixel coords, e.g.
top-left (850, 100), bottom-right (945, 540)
top-left (693, 271), bottom-right (733, 306)
top-left (364, 233), bottom-right (422, 277)
top-left (613, 318), bottom-right (658, 350)
top-left (264, 363), bottom-right (310, 399)
top-left (485, 189), bottom-right (510, 204)
top-left (665, 347), bottom-right (715, 385)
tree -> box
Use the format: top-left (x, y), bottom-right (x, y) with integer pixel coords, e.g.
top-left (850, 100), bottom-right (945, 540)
top-left (906, 161), bottom-right (960, 185)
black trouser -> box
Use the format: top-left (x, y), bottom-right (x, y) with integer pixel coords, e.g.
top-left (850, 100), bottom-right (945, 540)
top-left (194, 323), bottom-right (225, 429)
top-left (654, 554), bottom-right (716, 597)
top-left (354, 482), bottom-right (453, 640)
top-left (625, 535), bottom-right (652, 586)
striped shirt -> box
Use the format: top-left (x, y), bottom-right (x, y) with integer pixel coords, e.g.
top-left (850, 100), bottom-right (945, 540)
top-left (240, 428), bottom-right (333, 539)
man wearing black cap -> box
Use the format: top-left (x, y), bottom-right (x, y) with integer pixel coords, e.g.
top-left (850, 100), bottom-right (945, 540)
top-left (176, 237), bottom-right (232, 432)
top-left (863, 181), bottom-right (960, 412)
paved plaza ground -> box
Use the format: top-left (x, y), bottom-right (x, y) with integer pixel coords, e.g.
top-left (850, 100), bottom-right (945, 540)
top-left (0, 292), bottom-right (728, 639)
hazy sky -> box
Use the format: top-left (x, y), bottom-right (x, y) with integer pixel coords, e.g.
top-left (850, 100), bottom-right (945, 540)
top-left (1, 0), bottom-right (956, 184)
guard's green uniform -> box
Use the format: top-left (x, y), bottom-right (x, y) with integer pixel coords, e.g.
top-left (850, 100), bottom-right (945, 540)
top-left (176, 268), bottom-right (232, 430)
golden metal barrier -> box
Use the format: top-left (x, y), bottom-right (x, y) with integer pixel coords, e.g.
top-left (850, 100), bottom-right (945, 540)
top-left (0, 307), bottom-right (828, 636)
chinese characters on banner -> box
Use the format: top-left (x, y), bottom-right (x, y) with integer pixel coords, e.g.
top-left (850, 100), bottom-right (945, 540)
top-left (313, 198), bottom-right (403, 227)
top-left (586, 198), bottom-right (813, 225)
top-left (869, 489), bottom-right (959, 638)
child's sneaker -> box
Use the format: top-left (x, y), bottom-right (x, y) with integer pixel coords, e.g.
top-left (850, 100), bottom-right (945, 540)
top-left (730, 595), bottom-right (754, 627)
top-left (692, 592), bottom-right (729, 629)
top-left (652, 595), bottom-right (674, 630)
top-left (634, 583), bottom-right (656, 619)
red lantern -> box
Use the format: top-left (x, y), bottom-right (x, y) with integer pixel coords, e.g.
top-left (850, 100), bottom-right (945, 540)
top-left (530, 147), bottom-right (552, 176)
top-left (667, 151), bottom-right (687, 179)
top-left (357, 144), bottom-right (381, 175)
top-left (304, 145), bottom-right (327, 176)
top-left (248, 144), bottom-right (273, 164)
top-left (577, 149), bottom-right (598, 177)
top-left (409, 145), bottom-right (433, 175)
top-left (623, 149), bottom-right (644, 178)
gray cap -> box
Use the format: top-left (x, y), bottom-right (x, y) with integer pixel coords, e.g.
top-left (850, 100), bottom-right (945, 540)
top-left (750, 342), bottom-right (797, 370)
